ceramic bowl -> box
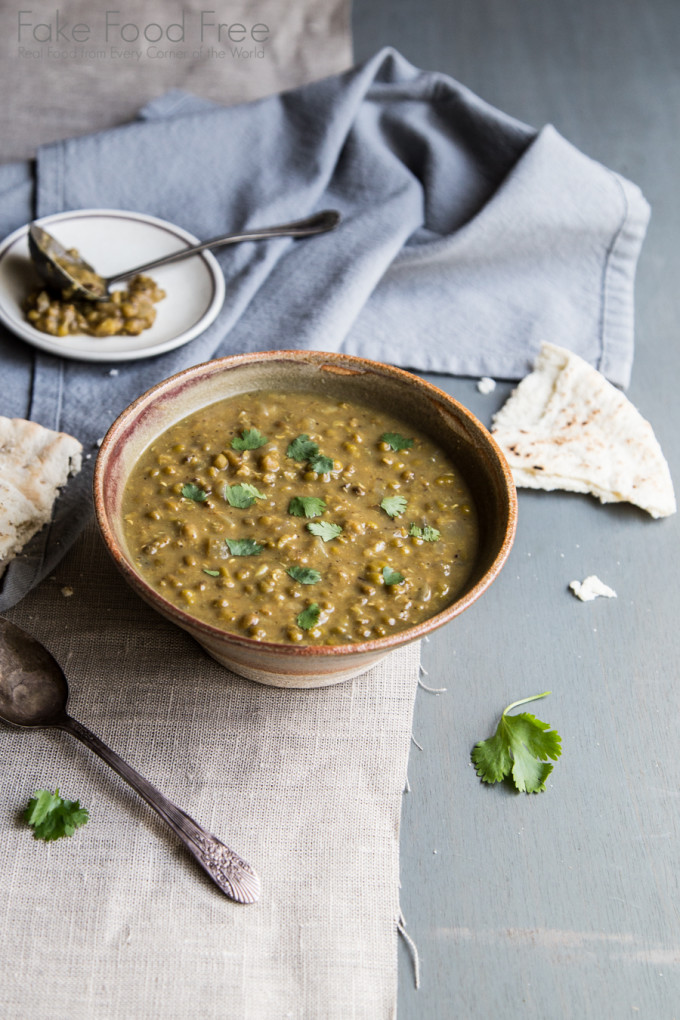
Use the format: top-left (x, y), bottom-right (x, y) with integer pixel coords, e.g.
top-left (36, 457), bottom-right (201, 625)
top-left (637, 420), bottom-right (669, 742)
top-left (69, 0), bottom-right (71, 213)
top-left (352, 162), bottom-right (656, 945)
top-left (94, 351), bottom-right (517, 687)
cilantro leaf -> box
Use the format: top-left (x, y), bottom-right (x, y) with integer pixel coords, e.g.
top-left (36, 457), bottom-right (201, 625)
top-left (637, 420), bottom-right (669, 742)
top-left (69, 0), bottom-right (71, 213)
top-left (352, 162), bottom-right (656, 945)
top-left (380, 495), bottom-right (408, 518)
top-left (307, 521), bottom-right (343, 542)
top-left (471, 692), bottom-right (562, 794)
top-left (203, 568), bottom-right (221, 577)
top-left (231, 428), bottom-right (268, 451)
top-left (223, 482), bottom-right (265, 508)
top-left (382, 566), bottom-right (405, 586)
top-left (287, 434), bottom-right (319, 461)
top-left (286, 435), bottom-right (335, 474)
top-left (297, 603), bottom-right (320, 630)
top-left (181, 483), bottom-right (208, 502)
top-left (409, 523), bottom-right (441, 542)
top-left (308, 454), bottom-right (334, 474)
top-left (224, 538), bottom-right (263, 556)
top-left (288, 495), bottom-right (327, 518)
top-left (24, 789), bottom-right (89, 841)
top-left (287, 565), bottom-right (322, 585)
top-left (380, 432), bottom-right (414, 452)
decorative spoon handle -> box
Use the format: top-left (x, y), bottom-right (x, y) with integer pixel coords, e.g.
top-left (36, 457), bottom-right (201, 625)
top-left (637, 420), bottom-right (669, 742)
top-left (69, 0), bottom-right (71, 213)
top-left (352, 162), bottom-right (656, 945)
top-left (107, 209), bottom-right (340, 283)
top-left (58, 713), bottom-right (260, 904)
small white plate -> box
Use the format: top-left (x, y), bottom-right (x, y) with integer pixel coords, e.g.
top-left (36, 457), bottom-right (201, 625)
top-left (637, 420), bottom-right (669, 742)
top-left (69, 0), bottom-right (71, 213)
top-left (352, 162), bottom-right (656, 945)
top-left (0, 209), bottom-right (226, 362)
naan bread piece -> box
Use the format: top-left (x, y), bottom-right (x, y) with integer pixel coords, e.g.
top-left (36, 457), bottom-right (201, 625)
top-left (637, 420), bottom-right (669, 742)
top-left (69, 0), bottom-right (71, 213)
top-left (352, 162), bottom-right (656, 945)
top-left (491, 343), bottom-right (676, 518)
top-left (0, 417), bottom-right (82, 576)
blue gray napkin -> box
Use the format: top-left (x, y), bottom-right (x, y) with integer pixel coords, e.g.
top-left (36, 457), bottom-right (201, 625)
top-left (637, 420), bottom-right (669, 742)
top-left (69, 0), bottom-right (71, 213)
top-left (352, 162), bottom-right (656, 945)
top-left (0, 47), bottom-right (650, 610)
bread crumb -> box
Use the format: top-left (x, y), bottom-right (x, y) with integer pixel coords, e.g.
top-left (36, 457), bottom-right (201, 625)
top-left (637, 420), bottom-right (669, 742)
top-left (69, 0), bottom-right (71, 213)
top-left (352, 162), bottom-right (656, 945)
top-left (61, 586), bottom-right (74, 597)
top-left (477, 376), bottom-right (496, 395)
top-left (569, 575), bottom-right (617, 601)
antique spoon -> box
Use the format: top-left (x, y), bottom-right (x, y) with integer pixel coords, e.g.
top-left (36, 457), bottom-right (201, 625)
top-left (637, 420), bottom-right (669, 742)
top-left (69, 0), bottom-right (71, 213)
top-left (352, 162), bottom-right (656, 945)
top-left (0, 616), bottom-right (260, 904)
top-left (28, 208), bottom-right (341, 300)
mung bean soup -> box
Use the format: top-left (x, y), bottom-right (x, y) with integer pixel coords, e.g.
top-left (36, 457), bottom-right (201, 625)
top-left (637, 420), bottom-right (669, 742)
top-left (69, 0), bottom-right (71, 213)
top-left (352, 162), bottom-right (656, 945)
top-left (121, 390), bottom-right (479, 645)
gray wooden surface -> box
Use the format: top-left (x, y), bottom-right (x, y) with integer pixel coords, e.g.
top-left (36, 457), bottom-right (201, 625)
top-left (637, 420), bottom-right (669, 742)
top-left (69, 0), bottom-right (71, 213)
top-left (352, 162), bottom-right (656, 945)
top-left (352, 0), bottom-right (680, 1016)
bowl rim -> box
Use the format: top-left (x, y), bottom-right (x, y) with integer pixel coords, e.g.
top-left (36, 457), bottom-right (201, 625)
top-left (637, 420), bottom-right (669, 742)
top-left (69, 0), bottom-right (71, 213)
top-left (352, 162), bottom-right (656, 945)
top-left (94, 349), bottom-right (517, 659)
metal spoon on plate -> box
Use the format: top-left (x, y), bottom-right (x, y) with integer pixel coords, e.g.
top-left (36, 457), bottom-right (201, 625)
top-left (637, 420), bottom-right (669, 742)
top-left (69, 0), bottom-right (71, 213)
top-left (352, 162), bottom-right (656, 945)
top-left (28, 209), bottom-right (341, 300)
top-left (0, 616), bottom-right (260, 904)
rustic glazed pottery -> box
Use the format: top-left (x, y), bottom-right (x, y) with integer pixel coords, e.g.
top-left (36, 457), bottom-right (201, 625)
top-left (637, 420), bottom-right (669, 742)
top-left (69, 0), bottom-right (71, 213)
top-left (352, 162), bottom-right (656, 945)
top-left (94, 350), bottom-right (517, 688)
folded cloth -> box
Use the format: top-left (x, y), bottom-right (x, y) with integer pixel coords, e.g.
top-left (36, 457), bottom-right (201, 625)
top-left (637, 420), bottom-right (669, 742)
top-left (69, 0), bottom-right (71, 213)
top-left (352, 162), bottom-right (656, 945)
top-left (0, 47), bottom-right (650, 610)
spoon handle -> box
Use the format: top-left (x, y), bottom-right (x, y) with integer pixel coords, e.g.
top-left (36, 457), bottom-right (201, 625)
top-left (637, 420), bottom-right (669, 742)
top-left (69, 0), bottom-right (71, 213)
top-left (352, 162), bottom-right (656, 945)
top-left (58, 714), bottom-right (260, 904)
top-left (108, 208), bottom-right (340, 283)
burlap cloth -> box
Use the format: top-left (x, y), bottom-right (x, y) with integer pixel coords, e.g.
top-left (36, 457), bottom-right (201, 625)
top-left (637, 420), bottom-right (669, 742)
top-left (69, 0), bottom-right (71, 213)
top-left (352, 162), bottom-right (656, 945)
top-left (0, 0), bottom-right (352, 162)
top-left (1, 520), bottom-right (420, 1019)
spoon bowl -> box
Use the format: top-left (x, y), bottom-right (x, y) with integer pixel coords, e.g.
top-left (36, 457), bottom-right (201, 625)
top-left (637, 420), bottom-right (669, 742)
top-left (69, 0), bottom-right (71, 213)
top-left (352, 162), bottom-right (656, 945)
top-left (0, 616), bottom-right (260, 903)
top-left (0, 617), bottom-right (68, 726)
top-left (28, 225), bottom-right (107, 299)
